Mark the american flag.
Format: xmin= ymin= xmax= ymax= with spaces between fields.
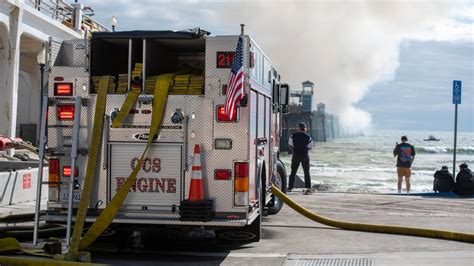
xmin=224 ymin=35 xmax=244 ymax=120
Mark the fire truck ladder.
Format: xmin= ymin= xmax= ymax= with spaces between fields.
xmin=33 ymin=95 xmax=48 ymax=245
xmin=32 ymin=96 xmax=82 ymax=247
xmin=65 ymin=97 xmax=82 ymax=246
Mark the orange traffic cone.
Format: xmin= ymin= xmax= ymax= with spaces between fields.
xmin=188 ymin=144 xmax=204 ymax=201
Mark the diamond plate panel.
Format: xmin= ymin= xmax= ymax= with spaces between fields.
xmin=54 ymin=39 xmax=87 ymax=67
xmin=47 ymin=66 xmax=96 ymax=210
xmin=47 ymin=37 xmax=62 ymax=70
xmin=203 ymin=36 xmax=250 ymax=213
xmin=48 ymin=67 xmax=90 ymax=98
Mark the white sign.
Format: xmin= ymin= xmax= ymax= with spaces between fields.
xmin=109 ymin=143 xmax=182 ymax=207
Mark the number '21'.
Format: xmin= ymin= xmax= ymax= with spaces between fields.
xmin=217 ymin=52 xmax=235 ymax=68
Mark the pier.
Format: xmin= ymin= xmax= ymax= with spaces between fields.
xmin=281 ymin=81 xmax=340 ymax=152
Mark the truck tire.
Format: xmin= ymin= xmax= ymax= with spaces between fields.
xmin=267 ymin=161 xmax=287 ymax=215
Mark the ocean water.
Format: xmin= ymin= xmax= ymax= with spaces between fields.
xmin=280 ymin=130 xmax=474 ymax=193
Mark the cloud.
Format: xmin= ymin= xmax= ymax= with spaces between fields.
xmin=83 ymin=0 xmax=473 ymax=133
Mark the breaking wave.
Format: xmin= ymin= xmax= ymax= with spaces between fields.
xmin=416 ymin=146 xmax=474 ymax=154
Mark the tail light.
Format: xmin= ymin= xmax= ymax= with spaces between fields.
xmin=54 ymin=83 xmax=73 ymax=96
xmin=215 ymin=169 xmax=231 ymax=180
xmin=234 ymin=161 xmax=249 ymax=206
xmin=216 ymin=105 xmax=238 ymax=122
xmin=48 ymin=158 xmax=60 ymax=187
xmin=62 ymin=166 xmax=78 ymax=177
xmin=57 ymin=104 xmax=75 ymax=120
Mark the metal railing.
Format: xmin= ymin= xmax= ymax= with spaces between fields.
xmin=27 ymin=0 xmax=109 ymax=32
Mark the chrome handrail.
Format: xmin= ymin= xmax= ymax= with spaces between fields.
xmin=27 ymin=0 xmax=110 ymax=32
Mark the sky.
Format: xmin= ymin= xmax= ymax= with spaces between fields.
xmin=358 ymin=40 xmax=473 ymax=132
xmin=81 ymin=0 xmax=473 ymax=133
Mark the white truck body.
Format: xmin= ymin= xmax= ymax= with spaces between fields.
xmin=44 ymin=30 xmax=289 ymax=240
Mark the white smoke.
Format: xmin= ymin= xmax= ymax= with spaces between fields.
xmin=204 ymin=0 xmax=472 ymax=134
xmin=86 ymin=0 xmax=472 ymax=133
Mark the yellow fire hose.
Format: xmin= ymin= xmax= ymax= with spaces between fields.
xmin=0 ymin=237 xmax=53 ymax=258
xmin=0 ymin=254 xmax=87 ymax=266
xmin=64 ymin=74 xmax=174 ymax=261
xmin=271 ymin=185 xmax=474 ymax=243
xmin=66 ymin=76 xmax=110 ymax=259
xmin=110 ymin=89 xmax=141 ymax=128
xmin=77 ymin=74 xmax=174 ymax=251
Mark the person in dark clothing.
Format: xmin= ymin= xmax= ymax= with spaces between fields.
xmin=393 ymin=135 xmax=416 ymax=193
xmin=288 ymin=122 xmax=314 ymax=195
xmin=433 ymin=166 xmax=454 ymax=192
xmin=453 ymin=163 xmax=474 ymax=196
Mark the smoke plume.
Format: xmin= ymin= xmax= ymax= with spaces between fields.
xmin=205 ymin=0 xmax=471 ymax=133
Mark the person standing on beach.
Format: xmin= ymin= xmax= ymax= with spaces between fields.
xmin=288 ymin=122 xmax=314 ymax=195
xmin=393 ymin=135 xmax=416 ymax=193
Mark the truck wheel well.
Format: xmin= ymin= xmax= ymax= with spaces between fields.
xmin=266 ymin=160 xmax=286 ymax=215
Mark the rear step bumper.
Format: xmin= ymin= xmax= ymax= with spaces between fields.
xmin=45 ymin=214 xmax=248 ymax=227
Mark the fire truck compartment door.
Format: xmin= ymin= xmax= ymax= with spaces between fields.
xmin=109 ymin=143 xmax=182 ymax=209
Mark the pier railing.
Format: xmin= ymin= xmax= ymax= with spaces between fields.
xmin=27 ymin=0 xmax=109 ymax=32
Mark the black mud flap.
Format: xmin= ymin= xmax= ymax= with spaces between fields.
xmin=216 ymin=215 xmax=261 ymax=244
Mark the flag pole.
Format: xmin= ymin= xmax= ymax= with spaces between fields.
xmin=239 ymin=24 xmax=247 ymax=108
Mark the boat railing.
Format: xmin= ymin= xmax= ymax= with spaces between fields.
xmin=26 ymin=0 xmax=109 ymax=32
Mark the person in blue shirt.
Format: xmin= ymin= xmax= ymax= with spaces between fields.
xmin=288 ymin=122 xmax=314 ymax=195
xmin=393 ymin=135 xmax=416 ymax=193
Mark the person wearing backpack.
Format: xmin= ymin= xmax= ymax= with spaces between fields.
xmin=393 ymin=135 xmax=416 ymax=193
xmin=433 ymin=166 xmax=454 ymax=192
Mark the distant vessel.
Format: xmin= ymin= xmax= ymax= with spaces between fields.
xmin=424 ymin=135 xmax=440 ymax=141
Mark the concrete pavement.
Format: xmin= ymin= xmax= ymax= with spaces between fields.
xmin=1 ymin=191 xmax=473 ymax=265
xmin=90 ymin=191 xmax=473 ymax=265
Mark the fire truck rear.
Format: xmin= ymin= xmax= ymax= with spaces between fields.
xmin=45 ymin=28 xmax=290 ymax=242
